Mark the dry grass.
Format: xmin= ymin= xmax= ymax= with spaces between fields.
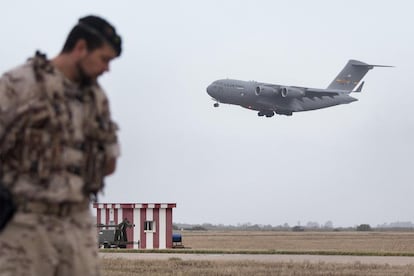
xmin=101 ymin=231 xmax=414 ymax=275
xmin=181 ymin=231 xmax=414 ymax=254
xmin=101 ymin=258 xmax=414 ymax=276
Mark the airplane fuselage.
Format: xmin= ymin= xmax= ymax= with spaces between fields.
xmin=207 ymin=79 xmax=356 ymax=117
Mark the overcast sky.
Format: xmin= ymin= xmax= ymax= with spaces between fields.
xmin=1 ymin=1 xmax=413 ymax=227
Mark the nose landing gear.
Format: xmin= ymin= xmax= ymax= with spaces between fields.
xmin=213 ymin=102 xmax=219 ymax=108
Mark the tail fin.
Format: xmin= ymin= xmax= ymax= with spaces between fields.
xmin=327 ymin=60 xmax=393 ymax=91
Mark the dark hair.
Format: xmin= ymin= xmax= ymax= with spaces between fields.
xmin=61 ymin=15 xmax=122 ymax=56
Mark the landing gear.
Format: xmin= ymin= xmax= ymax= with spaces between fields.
xmin=213 ymin=102 xmax=219 ymax=108
xmin=275 ymin=110 xmax=292 ymax=116
xmin=258 ymin=110 xmax=274 ymax=118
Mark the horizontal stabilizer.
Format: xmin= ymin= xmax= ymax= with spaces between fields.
xmin=352 ymin=62 xmax=394 ymax=68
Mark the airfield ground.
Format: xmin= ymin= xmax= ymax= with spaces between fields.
xmin=101 ymin=230 xmax=414 ymax=275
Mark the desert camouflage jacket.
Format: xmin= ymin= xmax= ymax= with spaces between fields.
xmin=0 ymin=52 xmax=119 ymax=203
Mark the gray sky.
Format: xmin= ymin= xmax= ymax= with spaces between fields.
xmin=1 ymin=1 xmax=413 ymax=227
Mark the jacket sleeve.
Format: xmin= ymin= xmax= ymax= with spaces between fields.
xmin=0 ymin=73 xmax=16 ymax=142
xmin=0 ymin=65 xmax=41 ymax=155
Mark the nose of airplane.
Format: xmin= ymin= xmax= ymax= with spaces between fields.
xmin=206 ymin=84 xmax=214 ymax=97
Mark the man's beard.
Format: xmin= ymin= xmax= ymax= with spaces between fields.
xmin=76 ymin=62 xmax=96 ymax=87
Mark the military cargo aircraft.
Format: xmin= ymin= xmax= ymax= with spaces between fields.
xmin=206 ymin=60 xmax=391 ymax=117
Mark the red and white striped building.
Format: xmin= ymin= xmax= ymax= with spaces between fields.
xmin=93 ymin=203 xmax=176 ymax=249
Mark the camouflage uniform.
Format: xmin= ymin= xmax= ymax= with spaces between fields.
xmin=0 ymin=52 xmax=119 ymax=276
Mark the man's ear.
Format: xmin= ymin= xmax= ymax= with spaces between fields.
xmin=73 ymin=39 xmax=88 ymax=58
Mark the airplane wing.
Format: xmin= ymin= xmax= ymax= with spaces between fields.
xmin=264 ymin=84 xmax=343 ymax=98
xmin=303 ymin=88 xmax=341 ymax=98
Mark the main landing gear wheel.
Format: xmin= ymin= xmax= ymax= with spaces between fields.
xmin=258 ymin=111 xmax=274 ymax=117
xmin=213 ymin=102 xmax=219 ymax=108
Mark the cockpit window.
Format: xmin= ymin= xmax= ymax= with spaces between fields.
xmin=215 ymin=82 xmax=244 ymax=89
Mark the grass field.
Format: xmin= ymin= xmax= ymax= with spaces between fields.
xmin=101 ymin=230 xmax=414 ymax=275
xmin=181 ymin=230 xmax=414 ymax=254
xmin=101 ymin=258 xmax=414 ymax=276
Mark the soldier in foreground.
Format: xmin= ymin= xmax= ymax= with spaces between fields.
xmin=0 ymin=15 xmax=122 ymax=276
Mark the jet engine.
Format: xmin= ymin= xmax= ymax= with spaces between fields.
xmin=255 ymin=85 xmax=277 ymax=97
xmin=280 ymin=87 xmax=304 ymax=98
